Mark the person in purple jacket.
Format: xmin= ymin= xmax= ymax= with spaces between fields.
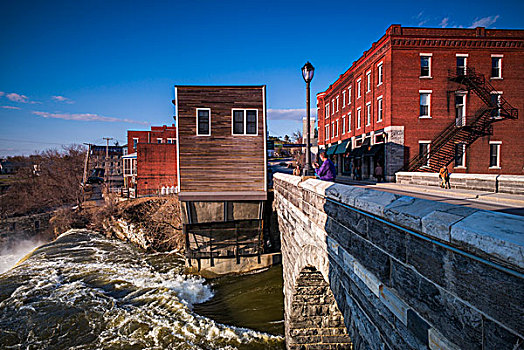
xmin=313 ymin=151 xmax=336 ymax=181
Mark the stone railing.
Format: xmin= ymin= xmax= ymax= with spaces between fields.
xmin=274 ymin=172 xmax=524 ymax=350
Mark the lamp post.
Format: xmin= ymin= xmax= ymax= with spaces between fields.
xmin=302 ymin=61 xmax=315 ymax=176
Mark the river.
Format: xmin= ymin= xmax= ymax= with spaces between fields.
xmin=0 ymin=229 xmax=285 ymax=349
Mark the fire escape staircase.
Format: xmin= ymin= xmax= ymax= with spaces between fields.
xmin=405 ymin=67 xmax=518 ymax=172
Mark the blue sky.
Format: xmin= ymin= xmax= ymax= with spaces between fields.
xmin=1 ymin=0 xmax=522 ymax=156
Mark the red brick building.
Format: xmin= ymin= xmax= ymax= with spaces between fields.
xmin=124 ymin=124 xmax=177 ymax=196
xmin=317 ymin=25 xmax=523 ymax=181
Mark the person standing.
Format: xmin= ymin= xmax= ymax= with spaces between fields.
xmin=374 ymin=163 xmax=383 ymax=182
xmin=439 ymin=165 xmax=451 ymax=189
xmin=313 ymin=151 xmax=336 ymax=181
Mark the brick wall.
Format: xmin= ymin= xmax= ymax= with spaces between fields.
xmin=136 ymin=143 xmax=177 ymax=196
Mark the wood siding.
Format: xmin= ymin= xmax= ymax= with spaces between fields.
xmin=175 ymin=86 xmax=266 ymax=200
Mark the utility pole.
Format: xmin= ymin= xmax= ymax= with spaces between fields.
xmin=103 ymin=137 xmax=113 ymax=192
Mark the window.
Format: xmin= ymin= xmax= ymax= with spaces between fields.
xmin=325 ymin=124 xmax=329 ymax=140
xmin=419 ymin=91 xmax=432 ymax=118
xmin=491 ymin=56 xmax=502 ymax=78
xmin=357 ymin=79 xmax=362 ymax=98
xmin=455 ymin=143 xmax=466 ymax=167
xmin=377 ymin=62 xmax=383 ymax=85
xmin=325 ymin=104 xmax=329 ymax=118
xmin=375 ymin=133 xmax=385 ymax=144
xmin=455 ymin=93 xmax=466 ymax=126
xmin=342 ymin=91 xmax=346 ymax=107
xmin=489 ymin=142 xmax=501 ymax=168
xmin=357 ymin=108 xmax=361 ymax=129
xmin=490 ymin=92 xmax=502 ymax=118
xmin=366 ymin=102 xmax=371 ymax=126
xmin=348 ymin=112 xmax=352 ymax=132
xmin=167 ymin=138 xmax=175 ymax=144
xmin=331 ymin=99 xmax=335 ymax=115
xmin=419 ymin=142 xmax=431 ymax=167
xmin=335 ymin=120 xmax=339 ymax=137
xmin=342 ymin=115 xmax=346 ymax=134
xmin=133 ymin=138 xmax=139 ymax=150
xmin=348 ymin=86 xmax=352 ymax=104
xmin=420 ymin=54 xmax=432 ymax=77
xmin=336 ymin=96 xmax=340 ymax=111
xmin=232 ymin=109 xmax=258 ymax=135
xmin=377 ymin=96 xmax=383 ymax=122
xmin=332 ymin=123 xmax=335 ymax=138
xmin=196 ymin=108 xmax=211 ymax=136
xmin=456 ymin=54 xmax=467 ymax=75
xmin=157 ymin=138 xmax=163 ymax=144
xmin=366 ymin=71 xmax=371 ymax=92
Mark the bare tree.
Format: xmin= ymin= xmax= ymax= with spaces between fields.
xmin=292 ymin=130 xmax=302 ymax=143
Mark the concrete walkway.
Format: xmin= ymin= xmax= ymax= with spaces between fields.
xmin=335 ymin=176 xmax=524 ymax=216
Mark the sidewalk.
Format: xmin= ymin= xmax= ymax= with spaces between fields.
xmin=335 ymin=176 xmax=524 ymax=209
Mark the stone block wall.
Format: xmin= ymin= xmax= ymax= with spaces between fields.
xmin=274 ymin=173 xmax=524 ymax=350
xmin=396 ymin=171 xmax=524 ymax=195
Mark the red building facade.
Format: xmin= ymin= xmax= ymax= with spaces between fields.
xmin=125 ymin=124 xmax=177 ymax=196
xmin=317 ymin=25 xmax=523 ymax=180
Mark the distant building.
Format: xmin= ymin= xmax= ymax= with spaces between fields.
xmin=125 ymin=125 xmax=177 ymax=196
xmin=318 ymin=25 xmax=523 ymax=181
xmin=89 ymin=145 xmax=124 ymax=179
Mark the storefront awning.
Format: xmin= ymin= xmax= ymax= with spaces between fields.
xmin=326 ymin=145 xmax=336 ymax=156
xmin=364 ymin=144 xmax=384 ymax=157
xmin=334 ymin=139 xmax=351 ymax=155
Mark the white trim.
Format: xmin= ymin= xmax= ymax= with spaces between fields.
xmin=196 ymin=108 xmax=211 ymax=136
xmin=357 ymin=107 xmax=362 ymax=129
xmin=454 ymin=143 xmax=466 ymax=168
xmin=491 ymin=56 xmax=503 ymax=78
xmin=377 ymin=62 xmax=383 ymax=86
xmin=335 ymin=119 xmax=339 ymax=137
xmin=336 ymin=95 xmax=340 ymax=111
xmin=419 ymin=53 xmax=433 ymax=56
xmin=231 ymin=108 xmax=259 ymax=136
xmin=263 ymin=86 xmax=267 ymax=192
xmin=490 ymin=91 xmax=503 ymax=95
xmin=348 ymin=111 xmax=352 ymax=132
xmin=366 ymin=101 xmax=372 ymax=126
xmin=456 ymin=53 xmax=469 ymax=57
xmin=419 ymin=92 xmax=431 ymax=119
xmin=489 ymin=141 xmax=501 ymax=169
xmin=331 ymin=99 xmax=335 ymax=115
xmin=132 ymin=137 xmax=139 ymax=150
xmin=357 ymin=78 xmax=362 ymax=99
xmin=418 ymin=140 xmax=431 ymax=167
xmin=366 ymin=69 xmax=372 ymax=74
xmin=342 ymin=90 xmax=346 ymax=107
xmin=420 ymin=54 xmax=432 ymax=78
xmin=491 ymin=54 xmax=504 ymax=57
xmin=348 ymin=86 xmax=352 ymax=104
xmin=366 ymin=71 xmax=371 ymax=93
xmin=157 ymin=138 xmax=163 ymax=143
xmin=342 ymin=114 xmax=346 ymax=134
xmin=175 ymin=87 xmax=181 ymax=192
xmin=167 ymin=138 xmax=175 ymax=144
xmin=377 ymin=96 xmax=383 ymax=122
xmin=419 ymin=89 xmax=433 ymax=93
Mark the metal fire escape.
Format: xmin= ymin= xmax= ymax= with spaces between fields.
xmin=405 ymin=67 xmax=518 ymax=172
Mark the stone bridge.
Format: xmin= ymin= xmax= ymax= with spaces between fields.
xmin=273 ymin=173 xmax=523 ymax=350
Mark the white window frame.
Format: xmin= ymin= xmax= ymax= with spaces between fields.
xmin=332 ymin=99 xmax=335 ymax=115
xmin=342 ymin=115 xmax=346 ymax=134
xmin=377 ymin=62 xmax=383 ymax=86
xmin=231 ymin=109 xmax=259 ymax=136
xmin=491 ymin=54 xmax=503 ymax=79
xmin=357 ymin=107 xmax=362 ymax=129
xmin=336 ymin=95 xmax=340 ymax=111
xmin=348 ymin=86 xmax=352 ymax=104
xmin=357 ymin=78 xmax=362 ymax=99
xmin=167 ymin=138 xmax=175 ymax=144
xmin=456 ymin=54 xmax=468 ymax=75
xmin=490 ymin=91 xmax=503 ymax=119
xmin=377 ymin=96 xmax=383 ymax=122
xmin=133 ymin=138 xmax=139 ymax=150
xmin=325 ymin=104 xmax=329 ymax=118
xmin=342 ymin=91 xmax=346 ymax=107
xmin=366 ymin=70 xmax=371 ymax=93
xmin=332 ymin=122 xmax=335 ymax=139
xmin=455 ymin=92 xmax=467 ymax=126
xmin=419 ymin=141 xmax=431 ymax=167
xmin=325 ymin=124 xmax=329 ymax=141
xmin=157 ymin=138 xmax=163 ymax=143
xmin=366 ymin=102 xmax=371 ymax=126
xmin=335 ymin=120 xmax=339 ymax=137
xmin=489 ymin=141 xmax=501 ymax=169
xmin=348 ymin=112 xmax=352 ymax=132
xmin=420 ymin=53 xmax=432 ymax=78
xmin=196 ymin=108 xmax=211 ymax=136
xmin=419 ymin=90 xmax=432 ymax=119
xmin=454 ymin=143 xmax=466 ymax=168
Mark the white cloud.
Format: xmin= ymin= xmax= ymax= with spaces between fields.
xmin=470 ymin=15 xmax=500 ymax=28
xmin=267 ymin=108 xmax=317 ymax=121
xmin=6 ymin=93 xmax=29 ymax=103
xmin=52 ymin=95 xmax=74 ymax=104
xmin=439 ymin=17 xmax=449 ymax=28
xmin=32 ymin=111 xmax=149 ymax=125
xmin=0 ymin=92 xmax=4 ymax=97
xmin=414 ymin=11 xmax=429 ymax=27
xmin=1 ymin=106 xmax=21 ymax=110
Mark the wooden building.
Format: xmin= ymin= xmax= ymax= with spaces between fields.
xmin=173 ymin=85 xmax=269 ymax=271
xmin=174 ymin=85 xmax=267 ymax=201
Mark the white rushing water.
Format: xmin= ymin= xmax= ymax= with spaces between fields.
xmin=0 ymin=237 xmax=46 ymax=274
xmin=0 ymin=229 xmax=284 ymax=349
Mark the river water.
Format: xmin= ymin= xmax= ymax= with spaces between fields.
xmin=0 ymin=229 xmax=285 ymax=349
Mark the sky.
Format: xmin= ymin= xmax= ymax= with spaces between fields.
xmin=1 ymin=0 xmax=523 ymax=156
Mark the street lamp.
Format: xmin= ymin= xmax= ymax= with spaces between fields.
xmin=302 ymin=61 xmax=315 ymax=176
